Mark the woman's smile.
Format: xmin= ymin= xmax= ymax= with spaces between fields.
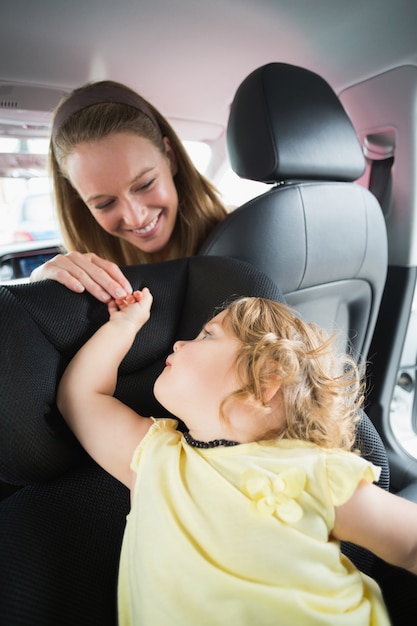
xmin=127 ymin=211 xmax=162 ymax=238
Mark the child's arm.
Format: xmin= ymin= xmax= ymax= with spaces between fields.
xmin=333 ymin=480 xmax=417 ymax=575
xmin=57 ymin=288 xmax=154 ymax=488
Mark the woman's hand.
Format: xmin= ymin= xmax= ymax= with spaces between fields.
xmin=30 ymin=251 xmax=133 ymax=302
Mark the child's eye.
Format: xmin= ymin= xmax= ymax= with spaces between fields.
xmin=201 ymin=329 xmax=212 ymax=340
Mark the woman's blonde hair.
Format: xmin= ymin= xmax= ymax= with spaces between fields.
xmin=50 ymin=80 xmax=226 ymax=264
xmin=220 ymin=297 xmax=364 ymax=451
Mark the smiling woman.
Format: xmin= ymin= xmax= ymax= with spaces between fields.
xmin=30 ymin=80 xmax=227 ymax=302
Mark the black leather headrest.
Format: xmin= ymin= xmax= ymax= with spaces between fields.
xmin=227 ymin=62 xmax=365 ymax=183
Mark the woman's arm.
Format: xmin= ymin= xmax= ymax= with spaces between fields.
xmin=57 ymin=288 xmax=153 ymax=488
xmin=31 ymin=251 xmax=132 ymax=303
xmin=333 ymin=480 xmax=417 ymax=575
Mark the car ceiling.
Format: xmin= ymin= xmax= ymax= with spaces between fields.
xmin=0 ymin=0 xmax=416 ymax=140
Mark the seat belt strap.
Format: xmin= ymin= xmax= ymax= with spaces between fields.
xmin=368 ymin=156 xmax=394 ymax=205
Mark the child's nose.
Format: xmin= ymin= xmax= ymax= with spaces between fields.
xmin=173 ymin=340 xmax=185 ymax=352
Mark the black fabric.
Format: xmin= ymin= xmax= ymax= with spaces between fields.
xmin=0 ymin=256 xmax=286 ymax=626
xmin=0 ymin=256 xmax=284 ymax=485
xmin=371 ymin=558 xmax=417 ymax=626
xmin=341 ymin=410 xmax=390 ymax=576
xmin=0 ymin=460 xmax=128 ymax=626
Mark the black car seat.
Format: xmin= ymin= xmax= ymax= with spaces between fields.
xmin=199 ymin=62 xmax=388 ymax=362
xmin=0 ymin=257 xmax=282 ymax=626
xmin=199 ymin=63 xmax=417 ymax=624
xmin=0 ymin=257 xmax=279 ymax=625
xmin=0 ymin=256 xmax=390 ymax=626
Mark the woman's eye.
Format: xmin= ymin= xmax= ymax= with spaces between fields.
xmin=137 ymin=178 xmax=155 ymax=191
xmin=94 ymin=199 xmax=115 ymax=210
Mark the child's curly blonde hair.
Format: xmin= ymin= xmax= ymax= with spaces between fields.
xmin=220 ymin=297 xmax=364 ymax=451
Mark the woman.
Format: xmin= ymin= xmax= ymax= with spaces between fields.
xmin=31 ymin=80 xmax=227 ymax=302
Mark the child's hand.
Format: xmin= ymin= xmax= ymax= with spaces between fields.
xmin=108 ymin=287 xmax=153 ymax=329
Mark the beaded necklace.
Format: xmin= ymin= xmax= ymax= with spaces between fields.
xmin=183 ymin=431 xmax=239 ymax=449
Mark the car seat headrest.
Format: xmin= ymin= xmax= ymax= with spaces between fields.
xmin=227 ymin=62 xmax=365 ymax=183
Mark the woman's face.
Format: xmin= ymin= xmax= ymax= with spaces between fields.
xmin=65 ymin=132 xmax=179 ymax=260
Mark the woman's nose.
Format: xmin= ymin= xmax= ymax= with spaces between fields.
xmin=173 ymin=340 xmax=185 ymax=352
xmin=120 ymin=197 xmax=146 ymax=223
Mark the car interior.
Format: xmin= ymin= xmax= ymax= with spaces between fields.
xmin=1 ymin=1 xmax=417 ymax=624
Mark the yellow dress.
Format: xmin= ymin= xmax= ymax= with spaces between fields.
xmin=118 ymin=418 xmax=389 ymax=626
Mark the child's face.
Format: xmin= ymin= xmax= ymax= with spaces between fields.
xmin=154 ymin=310 xmax=241 ymax=440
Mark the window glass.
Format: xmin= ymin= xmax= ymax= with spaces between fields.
xmin=0 ymin=138 xmax=20 ymax=153
xmin=0 ymin=177 xmax=57 ymax=245
xmin=217 ymin=168 xmax=271 ymax=211
xmin=183 ymin=140 xmax=211 ymax=174
xmin=0 ymin=131 xmax=56 ymax=247
xmin=390 ymin=287 xmax=417 ymax=457
xmin=182 ymin=142 xmax=272 ymax=209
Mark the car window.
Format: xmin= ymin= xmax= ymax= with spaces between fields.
xmin=217 ymin=167 xmax=271 ymax=210
xmin=0 ymin=133 xmax=55 ymax=246
xmin=390 ymin=287 xmax=417 ymax=458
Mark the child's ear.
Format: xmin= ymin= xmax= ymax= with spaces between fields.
xmin=261 ymin=373 xmax=282 ymax=406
